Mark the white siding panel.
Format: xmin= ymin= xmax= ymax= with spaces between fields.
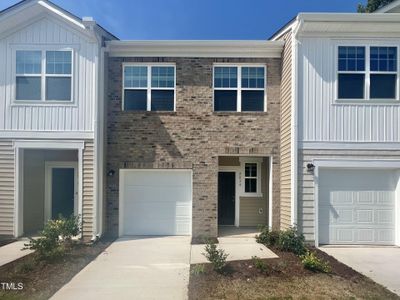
xmin=0 ymin=17 xmax=96 ymax=133
xmin=299 ymin=37 xmax=400 ymax=143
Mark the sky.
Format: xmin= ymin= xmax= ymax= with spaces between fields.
xmin=0 ymin=0 xmax=364 ymax=40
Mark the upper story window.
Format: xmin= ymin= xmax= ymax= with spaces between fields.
xmin=123 ymin=64 xmax=175 ymax=112
xmin=337 ymin=46 xmax=398 ymax=101
xmin=15 ymin=50 xmax=72 ymax=102
xmin=214 ymin=65 xmax=266 ymax=112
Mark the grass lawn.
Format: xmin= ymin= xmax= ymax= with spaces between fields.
xmin=189 ymin=248 xmax=400 ymax=300
xmin=0 ymin=238 xmax=112 ymax=300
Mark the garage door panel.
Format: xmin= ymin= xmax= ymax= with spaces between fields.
xmin=120 ymin=170 xmax=192 ymax=236
xmin=319 ymin=169 xmax=398 ymax=245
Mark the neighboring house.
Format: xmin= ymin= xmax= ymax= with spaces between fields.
xmin=105 ymin=41 xmax=284 ymax=238
xmin=0 ymin=0 xmax=116 ymax=240
xmin=272 ymin=6 xmax=400 ymax=246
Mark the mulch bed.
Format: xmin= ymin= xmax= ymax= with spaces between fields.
xmin=0 ymin=238 xmax=113 ymax=300
xmin=189 ymin=247 xmax=399 ymax=300
xmin=0 ymin=239 xmax=16 ymax=247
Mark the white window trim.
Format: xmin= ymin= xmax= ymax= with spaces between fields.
xmin=335 ymin=43 xmax=400 ymax=103
xmin=122 ymin=63 xmax=176 ymax=112
xmin=239 ymin=157 xmax=263 ymax=197
xmin=13 ymin=47 xmax=74 ymax=104
xmin=213 ymin=64 xmax=267 ymax=112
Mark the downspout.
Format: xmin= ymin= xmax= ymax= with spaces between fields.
xmin=290 ymin=17 xmax=303 ymax=227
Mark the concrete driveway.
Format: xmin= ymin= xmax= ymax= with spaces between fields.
xmin=321 ymin=247 xmax=400 ymax=296
xmin=51 ymin=236 xmax=191 ymax=300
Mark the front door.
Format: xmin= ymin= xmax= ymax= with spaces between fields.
xmin=51 ymin=168 xmax=75 ymax=219
xmin=218 ymin=172 xmax=236 ymax=225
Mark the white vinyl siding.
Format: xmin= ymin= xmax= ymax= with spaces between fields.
xmin=299 ymin=38 xmax=400 ymax=143
xmin=0 ymin=17 xmax=97 ymax=132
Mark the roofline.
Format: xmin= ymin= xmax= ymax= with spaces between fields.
xmin=106 ymin=40 xmax=284 ymax=58
xmin=374 ymin=0 xmax=400 ymax=13
xmin=269 ymin=16 xmax=297 ymax=40
xmin=0 ymin=0 xmax=118 ymax=40
xmin=297 ymin=12 xmax=400 ymax=22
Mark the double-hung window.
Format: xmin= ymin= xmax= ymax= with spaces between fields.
xmin=338 ymin=46 xmax=398 ymax=100
xmin=123 ymin=65 xmax=175 ymax=111
xmin=214 ymin=65 xmax=266 ymax=112
xmin=15 ymin=50 xmax=72 ymax=102
xmin=239 ymin=157 xmax=263 ymax=197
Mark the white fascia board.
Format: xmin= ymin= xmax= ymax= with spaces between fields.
xmin=106 ymin=40 xmax=284 ymax=58
xmin=297 ymin=13 xmax=400 ymax=37
xmin=0 ymin=131 xmax=94 ymax=139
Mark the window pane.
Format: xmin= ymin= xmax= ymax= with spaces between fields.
xmin=245 ymin=178 xmax=257 ymax=193
xmin=151 ymin=67 xmax=175 ymax=88
xmin=241 ymin=91 xmax=264 ymax=111
xmin=151 ymin=90 xmax=174 ymax=111
xmin=242 ymin=67 xmax=264 ymax=88
xmin=370 ymin=47 xmax=397 ymax=72
xmin=124 ymin=90 xmax=147 ymax=111
xmin=214 ymin=67 xmax=237 ymax=88
xmin=245 ymin=163 xmax=257 ymax=177
xmin=124 ymin=66 xmax=147 ymax=88
xmin=370 ymin=74 xmax=396 ymax=99
xmin=338 ymin=46 xmax=365 ymax=71
xmin=214 ymin=90 xmax=237 ymax=111
xmin=46 ymin=77 xmax=71 ymax=101
xmin=16 ymin=76 xmax=41 ymax=100
xmin=338 ymin=74 xmax=365 ymax=99
xmin=16 ymin=51 xmax=41 ymax=74
xmin=46 ymin=51 xmax=72 ymax=75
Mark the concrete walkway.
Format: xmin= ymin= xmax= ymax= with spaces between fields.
xmin=51 ymin=236 xmax=191 ymax=300
xmin=0 ymin=240 xmax=33 ymax=267
xmin=321 ymin=247 xmax=400 ymax=296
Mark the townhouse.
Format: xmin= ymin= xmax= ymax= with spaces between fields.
xmin=0 ymin=0 xmax=399 ymax=247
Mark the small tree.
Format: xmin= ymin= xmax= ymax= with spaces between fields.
xmin=358 ymin=0 xmax=395 ymax=13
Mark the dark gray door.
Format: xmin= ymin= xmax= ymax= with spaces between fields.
xmin=52 ymin=168 xmax=75 ymax=219
xmin=218 ymin=172 xmax=235 ymax=225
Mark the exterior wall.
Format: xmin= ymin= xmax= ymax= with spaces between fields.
xmin=279 ymin=30 xmax=293 ymax=229
xmin=240 ymin=157 xmax=269 ymax=226
xmin=0 ymin=16 xmax=97 ymax=133
xmin=298 ymin=148 xmax=400 ymax=242
xmin=23 ymin=149 xmax=77 ymax=233
xmin=82 ymin=141 xmax=95 ymax=238
xmin=298 ymin=37 xmax=400 ymax=143
xmin=106 ymin=57 xmax=282 ymax=238
xmin=0 ymin=141 xmax=14 ymax=236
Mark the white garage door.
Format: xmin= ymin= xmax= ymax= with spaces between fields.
xmin=119 ymin=170 xmax=192 ymax=236
xmin=319 ymin=169 xmax=398 ymax=245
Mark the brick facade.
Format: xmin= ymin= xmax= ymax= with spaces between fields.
xmin=106 ymin=57 xmax=282 ymax=238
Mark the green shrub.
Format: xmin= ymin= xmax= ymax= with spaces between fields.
xmin=24 ymin=215 xmax=81 ymax=260
xmin=256 ymin=226 xmax=307 ymax=256
xmin=202 ymin=241 xmax=228 ymax=272
xmin=278 ymin=227 xmax=307 ymax=256
xmin=300 ymin=251 xmax=331 ymax=273
xmin=256 ymin=226 xmax=280 ymax=247
xmin=191 ymin=264 xmax=206 ymax=275
xmin=252 ymin=256 xmax=267 ymax=273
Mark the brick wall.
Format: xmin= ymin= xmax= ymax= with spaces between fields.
xmin=106 ymin=57 xmax=282 ymax=238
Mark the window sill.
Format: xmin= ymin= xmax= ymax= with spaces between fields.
xmin=11 ymin=101 xmax=76 ymax=107
xmin=334 ymin=99 xmax=400 ymax=105
xmin=213 ymin=111 xmax=268 ymax=115
xmin=241 ymin=193 xmax=263 ymax=198
xmin=122 ymin=110 xmax=177 ymax=115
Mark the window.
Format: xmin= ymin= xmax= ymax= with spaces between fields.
xmin=15 ymin=50 xmax=73 ymax=102
xmin=244 ymin=163 xmax=258 ymax=193
xmin=338 ymin=46 xmax=398 ymax=100
xmin=123 ymin=65 xmax=175 ymax=111
xmin=214 ymin=65 xmax=266 ymax=112
xmin=239 ymin=158 xmax=262 ymax=196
